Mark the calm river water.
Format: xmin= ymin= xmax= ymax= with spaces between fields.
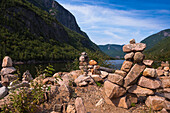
xmin=13 ymin=60 xmax=124 ymax=77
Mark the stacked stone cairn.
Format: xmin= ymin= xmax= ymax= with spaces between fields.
xmin=104 ymin=39 xmax=170 ymax=112
xmin=79 ymin=52 xmax=89 ymax=76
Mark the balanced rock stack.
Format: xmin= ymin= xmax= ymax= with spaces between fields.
xmin=0 ymin=56 xmax=17 ymax=87
xmin=79 ymin=52 xmax=89 ymax=76
xmin=104 ymin=39 xmax=170 ymax=112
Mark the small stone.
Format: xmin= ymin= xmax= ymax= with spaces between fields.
xmin=164 ymin=67 xmax=170 ymax=71
xmin=66 ymin=105 xmax=76 ymax=113
xmin=156 ymin=69 xmax=164 ymax=76
xmin=121 ymin=61 xmax=133 ymax=73
xmin=143 ymin=60 xmax=154 ymax=67
xmin=108 ymin=73 xmax=124 ymax=86
xmin=91 ymin=75 xmax=103 ymax=82
xmin=79 ymin=56 xmax=85 ymax=62
xmin=114 ymin=70 xmax=127 ymax=78
xmin=95 ymin=98 xmax=104 ymax=107
xmin=53 ymin=104 xmax=63 ymax=112
xmin=2 ymin=56 xmax=13 ymax=68
xmin=133 ymin=52 xmax=144 ymax=63
xmin=43 ymin=77 xmax=55 ymax=85
xmin=145 ymin=96 xmax=165 ymax=111
xmin=164 ymin=71 xmax=169 ymax=76
xmin=138 ymin=76 xmax=161 ymax=89
xmin=22 ymin=70 xmax=33 ymax=82
xmin=130 ymin=39 xmax=136 ymax=44
xmin=75 ymin=97 xmax=86 ymax=113
xmin=1 ymin=67 xmax=16 ymax=75
xmin=100 ymin=71 xmax=108 ymax=78
xmin=124 ymin=52 xmax=134 ymax=60
xmin=123 ymin=43 xmax=146 ymax=53
xmin=159 ymin=76 xmax=170 ymax=88
xmin=164 ymin=100 xmax=170 ymax=110
xmin=104 ymin=81 xmax=126 ymax=99
xmin=128 ymin=85 xmax=154 ymax=95
xmin=124 ymin=64 xmax=146 ymax=87
xmin=143 ymin=68 xmax=157 ymax=78
xmin=0 ymin=86 xmax=8 ymax=99
xmin=89 ymin=60 xmax=97 ymax=65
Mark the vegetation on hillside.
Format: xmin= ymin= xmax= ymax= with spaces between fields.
xmin=0 ymin=0 xmax=101 ymax=62
xmin=144 ymin=37 xmax=170 ymax=61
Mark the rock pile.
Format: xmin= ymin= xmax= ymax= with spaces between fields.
xmin=104 ymin=39 xmax=170 ymax=112
xmin=79 ymin=52 xmax=89 ymax=76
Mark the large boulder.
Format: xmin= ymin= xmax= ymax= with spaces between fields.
xmin=104 ymin=81 xmax=126 ymax=99
xmin=108 ymin=73 xmax=124 ymax=86
xmin=75 ymin=97 xmax=86 ymax=113
xmin=143 ymin=68 xmax=157 ymax=78
xmin=145 ymin=96 xmax=165 ymax=111
xmin=1 ymin=67 xmax=16 ymax=75
xmin=2 ymin=56 xmax=13 ymax=68
xmin=133 ymin=52 xmax=144 ymax=63
xmin=123 ymin=43 xmax=146 ymax=53
xmin=114 ymin=70 xmax=127 ymax=78
xmin=110 ymin=93 xmax=138 ymax=109
xmin=124 ymin=52 xmax=134 ymax=60
xmin=128 ymin=85 xmax=154 ymax=95
xmin=0 ymin=86 xmax=8 ymax=99
xmin=159 ymin=76 xmax=170 ymax=88
xmin=121 ymin=61 xmax=133 ymax=73
xmin=124 ymin=64 xmax=145 ymax=87
xmin=138 ymin=76 xmax=161 ymax=89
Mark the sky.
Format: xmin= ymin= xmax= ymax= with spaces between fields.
xmin=56 ymin=0 xmax=170 ymax=45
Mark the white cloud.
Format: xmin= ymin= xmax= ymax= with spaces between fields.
xmin=60 ymin=3 xmax=169 ymax=45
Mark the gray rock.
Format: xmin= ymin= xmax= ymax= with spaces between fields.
xmin=123 ymin=43 xmax=146 ymax=53
xmin=0 ymin=86 xmax=8 ymax=99
xmin=2 ymin=56 xmax=13 ymax=68
xmin=138 ymin=76 xmax=161 ymax=89
xmin=75 ymin=97 xmax=86 ymax=113
xmin=124 ymin=52 xmax=134 ymax=60
xmin=121 ymin=61 xmax=133 ymax=73
xmin=124 ymin=64 xmax=146 ymax=87
xmin=143 ymin=68 xmax=157 ymax=78
xmin=1 ymin=67 xmax=16 ymax=75
xmin=133 ymin=52 xmax=144 ymax=63
xmin=114 ymin=70 xmax=127 ymax=78
xmin=108 ymin=73 xmax=124 ymax=86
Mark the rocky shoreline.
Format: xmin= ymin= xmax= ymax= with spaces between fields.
xmin=0 ymin=39 xmax=170 ymax=113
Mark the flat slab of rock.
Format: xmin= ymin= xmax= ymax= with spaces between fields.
xmin=124 ymin=52 xmax=134 ymax=60
xmin=1 ymin=67 xmax=16 ymax=75
xmin=156 ymin=69 xmax=164 ymax=76
xmin=91 ymin=75 xmax=103 ymax=82
xmin=159 ymin=76 xmax=170 ymax=88
xmin=123 ymin=43 xmax=146 ymax=53
xmin=108 ymin=73 xmax=124 ymax=86
xmin=145 ymin=96 xmax=165 ymax=111
xmin=100 ymin=71 xmax=108 ymax=78
xmin=2 ymin=56 xmax=13 ymax=68
xmin=114 ymin=70 xmax=127 ymax=78
xmin=143 ymin=60 xmax=154 ymax=67
xmin=128 ymin=85 xmax=154 ymax=95
xmin=75 ymin=97 xmax=86 ymax=113
xmin=104 ymin=81 xmax=126 ymax=99
xmin=143 ymin=68 xmax=157 ymax=78
xmin=133 ymin=52 xmax=144 ymax=63
xmin=0 ymin=86 xmax=8 ymax=99
xmin=124 ymin=64 xmax=145 ymax=87
xmin=121 ymin=61 xmax=133 ymax=73
xmin=138 ymin=76 xmax=161 ymax=89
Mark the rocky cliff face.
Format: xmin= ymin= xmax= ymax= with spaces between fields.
xmin=27 ymin=0 xmax=89 ymax=38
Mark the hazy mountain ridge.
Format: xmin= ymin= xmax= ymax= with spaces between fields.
xmin=98 ymin=44 xmax=125 ymax=58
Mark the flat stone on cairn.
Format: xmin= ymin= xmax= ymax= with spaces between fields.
xmin=121 ymin=61 xmax=133 ymax=73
